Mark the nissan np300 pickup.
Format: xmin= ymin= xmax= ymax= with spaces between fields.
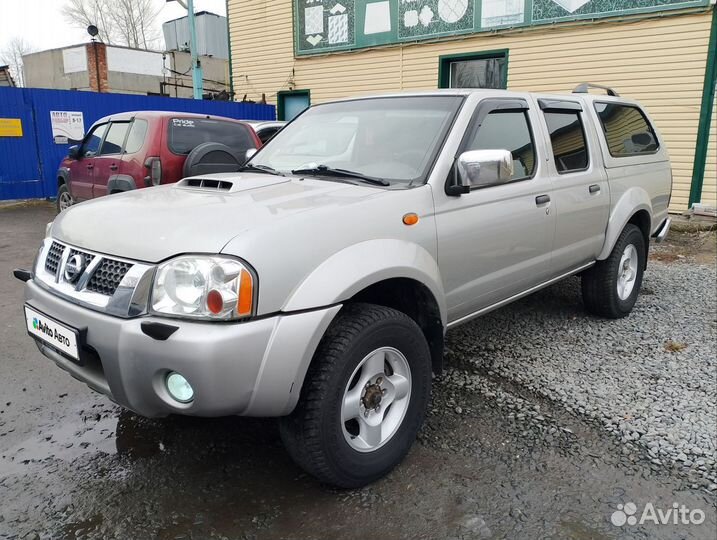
xmin=17 ymin=85 xmax=672 ymax=488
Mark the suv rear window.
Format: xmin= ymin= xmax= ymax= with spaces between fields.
xmin=168 ymin=118 xmax=255 ymax=155
xmin=594 ymin=103 xmax=658 ymax=156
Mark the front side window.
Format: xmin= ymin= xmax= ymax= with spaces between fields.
xmin=251 ymin=96 xmax=464 ymax=185
xmin=99 ymin=122 xmax=130 ymax=156
xmin=594 ymin=103 xmax=658 ymax=156
xmin=465 ymin=110 xmax=536 ymax=180
xmin=543 ymin=111 xmax=589 ymax=173
xmin=168 ymin=118 xmax=256 ymax=156
xmin=82 ymin=123 xmax=108 ymax=157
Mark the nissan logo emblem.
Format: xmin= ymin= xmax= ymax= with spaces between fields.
xmin=64 ymin=254 xmax=86 ymax=283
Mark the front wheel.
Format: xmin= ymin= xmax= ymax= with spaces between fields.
xmin=582 ymin=224 xmax=646 ymax=318
xmin=56 ymin=183 xmax=75 ymax=213
xmin=279 ymin=303 xmax=432 ymax=488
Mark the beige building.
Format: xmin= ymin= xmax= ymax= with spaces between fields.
xmin=228 ymin=0 xmax=716 ymax=212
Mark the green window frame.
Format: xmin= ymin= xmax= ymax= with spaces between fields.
xmin=438 ymin=49 xmax=509 ymax=90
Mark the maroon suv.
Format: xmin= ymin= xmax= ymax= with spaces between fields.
xmin=56 ymin=111 xmax=262 ymax=212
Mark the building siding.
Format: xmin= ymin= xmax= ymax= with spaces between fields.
xmin=230 ymin=2 xmax=714 ymax=211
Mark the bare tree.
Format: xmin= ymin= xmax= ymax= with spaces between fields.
xmin=0 ymin=37 xmax=35 ymax=87
xmin=63 ymin=0 xmax=116 ymax=44
xmin=111 ymin=0 xmax=161 ymax=50
xmin=63 ymin=0 xmax=161 ymax=49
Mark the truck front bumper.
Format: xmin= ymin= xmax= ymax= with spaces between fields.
xmin=25 ymin=279 xmax=340 ymax=418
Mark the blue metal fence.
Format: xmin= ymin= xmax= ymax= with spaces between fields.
xmin=0 ymin=87 xmax=276 ymax=200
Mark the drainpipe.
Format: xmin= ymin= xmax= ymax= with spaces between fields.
xmin=171 ymin=0 xmax=204 ymax=99
xmin=688 ymin=6 xmax=717 ymax=208
xmin=187 ymin=0 xmax=204 ymax=99
xmin=225 ymin=0 xmax=234 ymax=99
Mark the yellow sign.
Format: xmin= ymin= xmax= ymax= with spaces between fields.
xmin=0 ymin=118 xmax=23 ymax=137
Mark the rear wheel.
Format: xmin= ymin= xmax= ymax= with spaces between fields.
xmin=56 ymin=183 xmax=74 ymax=213
xmin=279 ymin=303 xmax=432 ymax=488
xmin=582 ymin=224 xmax=646 ymax=318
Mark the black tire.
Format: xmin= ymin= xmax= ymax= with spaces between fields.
xmin=56 ymin=183 xmax=74 ymax=213
xmin=582 ymin=224 xmax=646 ymax=319
xmin=279 ymin=303 xmax=432 ymax=488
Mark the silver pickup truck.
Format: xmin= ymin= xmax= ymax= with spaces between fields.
xmin=17 ymin=85 xmax=672 ymax=488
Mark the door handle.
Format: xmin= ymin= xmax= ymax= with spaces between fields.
xmin=589 ymin=184 xmax=601 ymax=194
xmin=109 ymin=164 xmax=118 ymax=171
xmin=535 ymin=194 xmax=551 ymax=205
xmin=86 ymin=164 xmax=94 ymax=170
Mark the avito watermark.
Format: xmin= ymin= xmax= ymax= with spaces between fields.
xmin=611 ymin=502 xmax=706 ymax=527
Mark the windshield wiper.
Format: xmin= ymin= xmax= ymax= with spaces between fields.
xmin=240 ymin=163 xmax=285 ymax=176
xmin=291 ymin=165 xmax=390 ymax=187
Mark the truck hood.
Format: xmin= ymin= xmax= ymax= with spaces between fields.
xmin=52 ymin=173 xmax=383 ymax=262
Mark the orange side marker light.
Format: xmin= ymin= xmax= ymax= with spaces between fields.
xmin=403 ymin=213 xmax=419 ymax=226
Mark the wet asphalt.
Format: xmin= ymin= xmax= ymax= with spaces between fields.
xmin=0 ymin=203 xmax=715 ymax=540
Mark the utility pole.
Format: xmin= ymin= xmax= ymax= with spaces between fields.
xmin=168 ymin=0 xmax=203 ymax=99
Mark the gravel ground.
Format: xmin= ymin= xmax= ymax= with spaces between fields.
xmin=1 ymin=205 xmax=715 ymax=538
xmin=446 ymin=234 xmax=717 ymax=493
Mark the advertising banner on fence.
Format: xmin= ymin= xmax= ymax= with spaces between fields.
xmin=50 ymin=111 xmax=85 ymax=144
xmin=0 ymin=118 xmax=23 ymax=137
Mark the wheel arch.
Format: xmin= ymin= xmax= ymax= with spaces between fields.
xmin=282 ymin=239 xmax=447 ymax=375
xmin=347 ymin=278 xmax=445 ymax=375
xmin=107 ymin=174 xmax=137 ymax=194
xmin=598 ymin=187 xmax=652 ymax=265
xmin=57 ymin=168 xmax=70 ymax=187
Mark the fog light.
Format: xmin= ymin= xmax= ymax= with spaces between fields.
xmin=166 ymin=372 xmax=194 ymax=403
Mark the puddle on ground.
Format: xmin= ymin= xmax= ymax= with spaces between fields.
xmin=0 ymin=383 xmax=714 ymax=540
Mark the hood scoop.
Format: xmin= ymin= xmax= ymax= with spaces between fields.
xmin=180 ymin=178 xmax=233 ymax=190
xmin=175 ymin=173 xmax=289 ymax=193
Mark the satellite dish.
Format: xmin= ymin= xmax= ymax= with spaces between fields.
xmin=87 ymin=25 xmax=99 ymax=37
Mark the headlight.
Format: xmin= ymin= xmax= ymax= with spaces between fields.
xmin=151 ymin=256 xmax=256 ymax=320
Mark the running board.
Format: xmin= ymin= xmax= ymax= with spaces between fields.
xmin=446 ymin=262 xmax=595 ymax=330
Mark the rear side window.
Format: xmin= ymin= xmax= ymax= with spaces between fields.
xmin=124 ymin=119 xmax=148 ymax=154
xmin=594 ymin=103 xmax=658 ymax=156
xmin=543 ymin=111 xmax=589 ymax=173
xmin=168 ymin=118 xmax=256 ymax=155
xmin=100 ymin=122 xmax=129 ymax=155
xmin=466 ymin=110 xmax=536 ymax=180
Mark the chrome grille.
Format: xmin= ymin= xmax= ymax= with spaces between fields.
xmin=45 ymin=241 xmax=64 ymax=276
xmin=87 ymin=259 xmax=133 ymax=296
xmin=36 ymin=239 xmax=154 ymax=318
xmin=68 ymin=248 xmax=96 ymax=266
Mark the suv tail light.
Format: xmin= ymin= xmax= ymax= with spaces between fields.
xmin=144 ymin=157 xmax=162 ymax=187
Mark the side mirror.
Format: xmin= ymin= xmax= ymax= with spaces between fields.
xmin=245 ymin=148 xmax=258 ymax=162
xmin=447 ymin=149 xmax=514 ymax=196
xmin=68 ymin=145 xmax=80 ymax=160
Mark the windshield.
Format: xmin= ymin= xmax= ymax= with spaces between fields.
xmin=250 ymin=96 xmax=463 ymax=185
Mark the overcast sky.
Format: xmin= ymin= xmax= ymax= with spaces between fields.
xmin=0 ymin=0 xmax=227 ymax=53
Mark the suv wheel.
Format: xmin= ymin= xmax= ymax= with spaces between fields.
xmin=57 ymin=184 xmax=75 ymax=213
xmin=279 ymin=303 xmax=432 ymax=488
xmin=582 ymin=224 xmax=646 ymax=319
